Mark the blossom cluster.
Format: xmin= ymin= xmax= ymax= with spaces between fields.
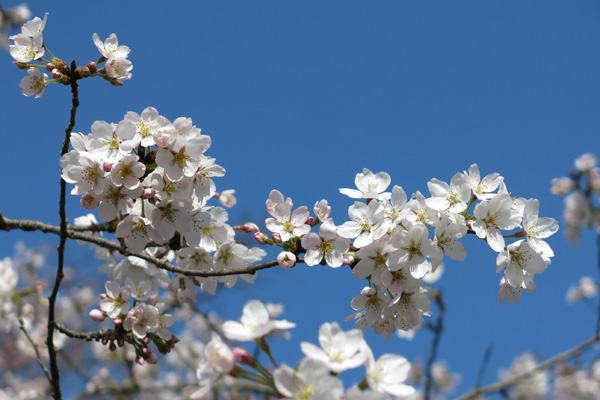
xmin=264 ymin=166 xmax=558 ymax=338
xmin=552 ymin=153 xmax=600 ymax=244
xmin=192 ymin=299 xmax=414 ymax=400
xmin=60 ymin=106 xmax=268 ymax=359
xmin=9 ymin=12 xmax=133 ymax=98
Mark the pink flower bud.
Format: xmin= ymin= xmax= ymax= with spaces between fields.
xmin=113 ymin=317 xmax=122 ymax=325
xmin=235 ymin=222 xmax=259 ymax=233
xmin=342 ymin=254 xmax=355 ymax=266
xmin=102 ymin=162 xmax=113 ymax=173
xmin=99 ymin=293 xmax=107 ymax=299
xmin=87 ymin=61 xmax=97 ymax=73
xmin=272 ymin=233 xmax=282 ymax=243
xmin=233 ymin=347 xmax=257 ymax=367
xmin=51 ymin=68 xmax=62 ymax=79
xmin=46 ymin=63 xmax=54 ymax=72
xmin=89 ymin=309 xmax=106 ymax=322
xmin=277 ymin=251 xmax=296 ymax=268
xmin=143 ymin=188 xmax=155 ymax=199
xmin=306 ymin=216 xmax=314 ymax=225
xmin=254 ymin=232 xmax=268 ymax=244
xmin=143 ymin=337 xmax=152 ymax=345
xmin=136 ymin=355 xmax=145 ymax=365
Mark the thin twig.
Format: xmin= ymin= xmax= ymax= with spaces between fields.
xmin=454 ymin=335 xmax=600 ymax=400
xmin=47 ymin=60 xmax=80 ymax=400
xmin=0 ymin=214 xmax=300 ymax=277
xmin=424 ymin=290 xmax=445 ymax=400
xmin=596 ymin=232 xmax=600 ymax=337
xmin=18 ymin=316 xmax=52 ymax=383
xmin=475 ymin=343 xmax=494 ymax=389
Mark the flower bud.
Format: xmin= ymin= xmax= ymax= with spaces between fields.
xmin=89 ymin=309 xmax=106 ymax=322
xmin=305 ymin=216 xmax=314 ymax=225
xmin=113 ymin=317 xmax=122 ymax=325
xmin=46 ymin=63 xmax=54 ymax=72
xmin=51 ymin=68 xmax=62 ymax=79
xmin=272 ymin=233 xmax=282 ymax=243
xmin=143 ymin=337 xmax=152 ymax=345
xmin=342 ymin=254 xmax=355 ymax=266
xmin=135 ymin=355 xmax=145 ymax=365
xmin=277 ymin=251 xmax=296 ymax=268
xmin=102 ymin=162 xmax=113 ymax=173
xmin=87 ymin=61 xmax=97 ymax=74
xmin=143 ymin=188 xmax=155 ymax=199
xmin=12 ymin=61 xmax=29 ymax=70
xmin=234 ymin=222 xmax=259 ymax=233
xmin=233 ymin=347 xmax=257 ymax=367
xmin=109 ymin=342 xmax=117 ymax=352
xmin=254 ymin=232 xmax=269 ymax=245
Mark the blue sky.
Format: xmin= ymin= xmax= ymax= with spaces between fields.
xmin=2 ymin=1 xmax=600 ymax=397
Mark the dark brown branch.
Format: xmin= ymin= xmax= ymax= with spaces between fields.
xmin=54 ymin=322 xmax=107 ymax=341
xmin=47 ymin=60 xmax=80 ymax=400
xmin=454 ymin=335 xmax=600 ymax=400
xmin=0 ymin=214 xmax=296 ymax=277
xmin=424 ymin=290 xmax=445 ymax=400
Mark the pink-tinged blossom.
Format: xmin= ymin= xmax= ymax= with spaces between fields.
xmin=99 ymin=281 xmax=131 ymax=319
xmin=9 ymin=13 xmax=47 ymax=62
xmin=431 ymin=218 xmax=467 ymax=269
xmin=426 ymin=173 xmax=471 ymax=214
xmin=222 ymin=299 xmax=295 ymax=341
xmin=110 ymin=154 xmax=145 ymax=189
xmin=496 ymin=240 xmax=548 ymax=288
xmin=266 ymin=204 xmax=311 ymax=242
xmin=314 ymin=199 xmax=332 ymax=221
xmin=266 ymin=189 xmax=294 ymax=217
xmin=155 ymin=303 xmax=175 ymax=340
xmin=472 ymin=193 xmax=515 ymax=252
xmin=464 ymin=164 xmax=503 ymax=200
xmin=105 ymin=57 xmax=132 ymax=80
xmin=156 ymin=136 xmax=206 ymax=181
xmin=277 ymin=251 xmax=296 ymax=268
xmin=150 ymin=198 xmax=193 ymax=241
xmin=301 ymin=221 xmax=350 ymax=268
xmin=337 ymin=201 xmax=387 ymax=248
xmin=575 ymin=153 xmax=597 ymax=172
xmin=383 ymin=185 xmax=409 ymax=230
xmin=364 ymin=346 xmax=415 ymax=397
xmin=20 ymin=67 xmax=48 ymax=98
xmin=347 ymin=287 xmax=390 ymax=332
xmin=381 ymin=266 xmax=421 ymax=297
xmin=274 ymin=358 xmax=344 ymax=400
xmin=388 ymin=224 xmax=436 ymax=279
xmin=522 ymin=198 xmax=558 ymax=258
xmin=204 ymin=333 xmax=234 ymax=374
xmin=340 ymin=168 xmax=392 ymax=200
xmin=218 ymin=189 xmax=237 ymax=208
xmin=97 ymin=184 xmax=141 ymax=221
xmin=124 ymin=107 xmax=163 ymax=148
xmin=190 ymin=157 xmax=226 ymax=201
xmin=390 ymin=287 xmax=431 ymax=331
xmin=185 ymin=207 xmax=234 ymax=252
xmin=300 ymin=322 xmax=368 ymax=373
xmin=115 ymin=215 xmax=163 ymax=253
xmin=123 ymin=303 xmax=159 ymax=339
xmin=353 ymin=238 xmax=395 ymax=284
xmin=92 ymin=33 xmax=130 ymax=59
xmin=88 ymin=120 xmax=138 ymax=162
xmin=62 ymin=154 xmax=108 ymax=196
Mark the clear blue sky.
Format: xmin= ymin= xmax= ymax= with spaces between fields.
xmin=2 ymin=1 xmax=600 ymax=397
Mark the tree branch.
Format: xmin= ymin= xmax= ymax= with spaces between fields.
xmin=47 ymin=60 xmax=80 ymax=400
xmin=454 ymin=335 xmax=600 ymax=400
xmin=0 ymin=214 xmax=298 ymax=277
xmin=18 ymin=316 xmax=52 ymax=384
xmin=53 ymin=322 xmax=107 ymax=341
xmin=424 ymin=290 xmax=445 ymax=400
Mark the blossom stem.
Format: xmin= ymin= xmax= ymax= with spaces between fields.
xmin=257 ymin=337 xmax=279 ymax=368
